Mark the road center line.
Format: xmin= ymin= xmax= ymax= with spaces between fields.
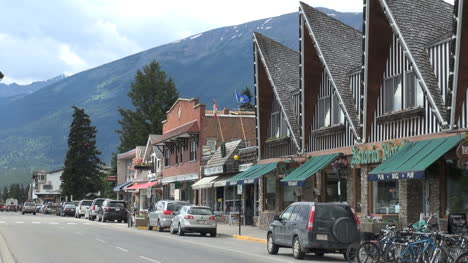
xmin=116 ymin=246 xmax=128 ymax=252
xmin=50 ymin=222 xmax=59 ymax=225
xmin=67 ymin=223 xmax=76 ymax=225
xmin=15 ymin=221 xmax=24 ymax=224
xmin=96 ymin=238 xmax=106 ymax=243
xmin=32 ymin=222 xmax=41 ymax=224
xmin=0 ymin=221 xmax=6 ymax=224
xmin=83 ymin=223 xmax=92 ymax=225
xmin=139 ymin=256 xmax=160 ymax=263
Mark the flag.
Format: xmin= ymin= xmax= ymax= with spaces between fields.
xmin=213 ymin=99 xmax=219 ymax=119
xmin=235 ymin=90 xmax=250 ymax=104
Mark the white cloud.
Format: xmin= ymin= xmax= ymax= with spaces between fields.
xmin=59 ymin=44 xmax=88 ymax=71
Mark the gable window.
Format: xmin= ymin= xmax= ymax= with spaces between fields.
xmin=207 ymin=139 xmax=217 ymax=153
xmin=405 ymin=72 xmax=424 ymax=108
xmin=164 ymin=148 xmax=170 ymax=167
xmin=269 ymin=98 xmax=290 ymax=138
xmin=384 ymin=75 xmax=402 ymax=113
xmin=190 ymin=141 xmax=197 ymax=161
xmin=318 ymin=96 xmax=331 ymax=127
xmin=331 ymin=93 xmax=344 ymax=125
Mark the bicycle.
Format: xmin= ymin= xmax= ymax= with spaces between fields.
xmin=454 ymin=250 xmax=468 ymax=263
xmin=384 ymin=232 xmax=436 ymax=262
xmin=356 ymin=225 xmax=398 ymax=263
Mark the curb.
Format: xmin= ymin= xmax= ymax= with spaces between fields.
xmin=232 ymin=235 xmax=267 ymax=244
xmin=0 ymin=231 xmax=16 ymax=263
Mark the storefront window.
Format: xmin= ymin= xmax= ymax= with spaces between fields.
xmin=225 ymin=186 xmax=240 ymax=214
xmin=283 ymin=185 xmax=297 ymax=209
xmin=446 ymin=162 xmax=468 ymax=214
xmin=325 ymin=171 xmax=347 ymax=202
xmin=264 ymin=176 xmax=276 ymax=211
xmin=373 ymin=181 xmax=399 ymax=214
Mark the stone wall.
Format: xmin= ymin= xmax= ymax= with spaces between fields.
xmin=399 ymin=180 xmax=423 ymax=225
xmin=360 ymin=166 xmax=369 ymax=216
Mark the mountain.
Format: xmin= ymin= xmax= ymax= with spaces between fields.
xmin=0 ymin=75 xmax=66 ymax=99
xmin=0 ymin=9 xmax=362 ymax=188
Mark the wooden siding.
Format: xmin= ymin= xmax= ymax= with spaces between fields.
xmin=428 ymin=39 xmax=451 ymax=104
xmin=350 ymin=71 xmax=362 ymax=121
xmin=368 ymin=34 xmax=444 ymax=142
xmin=306 ymin=71 xmax=356 ymax=152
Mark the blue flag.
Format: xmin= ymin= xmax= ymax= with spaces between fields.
xmin=235 ymin=90 xmax=250 ymax=104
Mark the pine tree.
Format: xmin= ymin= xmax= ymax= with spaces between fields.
xmin=240 ymin=86 xmax=255 ymax=111
xmin=116 ymin=60 xmax=179 ymax=153
xmin=2 ymin=186 xmax=8 ymax=200
xmin=61 ymin=106 xmax=103 ymax=200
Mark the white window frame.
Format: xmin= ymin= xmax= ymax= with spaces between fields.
xmin=207 ymin=139 xmax=217 ymax=153
xmin=190 ymin=141 xmax=197 ymax=161
xmin=384 ymin=75 xmax=402 ymax=113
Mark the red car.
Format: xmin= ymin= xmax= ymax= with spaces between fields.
xmin=6 ymin=205 xmax=17 ymax=212
xmin=0 ymin=205 xmax=5 ymax=211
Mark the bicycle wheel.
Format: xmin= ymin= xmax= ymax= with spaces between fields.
xmin=455 ymin=250 xmax=468 ymax=263
xmin=346 ymin=242 xmax=360 ymax=262
xmin=384 ymin=243 xmax=410 ymax=263
xmin=357 ymin=241 xmax=380 ymax=263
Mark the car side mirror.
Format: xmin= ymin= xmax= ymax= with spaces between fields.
xmin=273 ymin=215 xmax=281 ymax=221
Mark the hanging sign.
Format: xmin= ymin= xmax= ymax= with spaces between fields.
xmin=351 ymin=140 xmax=407 ymax=167
xmin=237 ymin=184 xmax=243 ymax=195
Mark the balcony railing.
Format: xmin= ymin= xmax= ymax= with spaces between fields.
xmin=261 ymin=137 xmax=297 ymax=159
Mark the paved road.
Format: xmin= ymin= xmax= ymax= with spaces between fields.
xmin=0 ymin=212 xmax=345 ymax=263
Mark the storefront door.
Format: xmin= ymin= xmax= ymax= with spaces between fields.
xmin=244 ymin=184 xmax=255 ymax=225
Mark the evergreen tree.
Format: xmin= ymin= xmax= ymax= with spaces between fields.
xmin=61 ymin=106 xmax=103 ymax=200
xmin=2 ymin=186 xmax=8 ymax=200
xmin=116 ymin=60 xmax=179 ymax=153
xmin=240 ymin=86 xmax=255 ymax=111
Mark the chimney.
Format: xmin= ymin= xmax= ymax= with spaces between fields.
xmin=223 ymin=108 xmax=230 ymax=115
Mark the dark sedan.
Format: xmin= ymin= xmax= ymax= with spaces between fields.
xmin=97 ymin=200 xmax=127 ymax=223
xmin=62 ymin=204 xmax=76 ymax=217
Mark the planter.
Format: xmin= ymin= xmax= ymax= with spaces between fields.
xmin=135 ymin=216 xmax=147 ymax=227
xmin=360 ymin=222 xmax=390 ymax=233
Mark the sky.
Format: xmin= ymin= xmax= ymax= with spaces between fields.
xmin=0 ymin=0 xmax=453 ymax=84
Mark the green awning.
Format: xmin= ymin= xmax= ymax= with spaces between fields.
xmin=227 ymin=162 xmax=280 ymax=185
xmin=368 ymin=135 xmax=463 ymax=181
xmin=281 ymin=153 xmax=341 ymax=186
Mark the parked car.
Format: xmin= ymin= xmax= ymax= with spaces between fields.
xmin=148 ymin=200 xmax=190 ymax=232
xmin=58 ymin=202 xmax=75 ymax=216
xmin=63 ymin=204 xmax=76 ymax=217
xmin=266 ymin=202 xmax=360 ymax=260
xmin=169 ymin=206 xmax=217 ymax=237
xmin=44 ymin=204 xmax=58 ymax=215
xmin=87 ymin=198 xmax=106 ymax=221
xmin=75 ymin=200 xmax=93 ymax=218
xmin=96 ymin=199 xmax=127 ymax=223
xmin=0 ymin=204 xmax=5 ymax=211
xmin=22 ymin=202 xmax=37 ymax=215
xmin=6 ymin=205 xmax=17 ymax=212
xmin=35 ymin=205 xmax=42 ymax=212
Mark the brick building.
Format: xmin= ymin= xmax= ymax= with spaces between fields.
xmin=153 ymin=98 xmax=256 ymax=202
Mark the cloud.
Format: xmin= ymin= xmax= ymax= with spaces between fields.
xmin=59 ymin=44 xmax=88 ymax=70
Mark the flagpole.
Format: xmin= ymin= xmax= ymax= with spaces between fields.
xmin=217 ymin=116 xmax=225 ymax=142
xmin=214 ymin=98 xmax=225 ymax=142
xmin=238 ymin=105 xmax=247 ymax=144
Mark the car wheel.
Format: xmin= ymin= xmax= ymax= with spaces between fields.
xmin=102 ymin=215 xmax=107 ymax=222
xmin=200 ymin=233 xmax=206 ymax=236
xmin=267 ymin=233 xmax=279 ymax=255
xmin=178 ymin=224 xmax=184 ymax=236
xmin=33 ymin=213 xmax=36 ymax=215
xmin=148 ymin=220 xmax=153 ymax=230
xmin=157 ymin=220 xmax=163 ymax=232
xmin=169 ymin=224 xmax=176 ymax=234
xmin=292 ymin=236 xmax=305 ymax=260
xmin=315 ymin=252 xmax=324 ymax=257
xmin=210 ymin=231 xmax=217 ymax=237
xmin=22 ymin=212 xmax=25 ymax=215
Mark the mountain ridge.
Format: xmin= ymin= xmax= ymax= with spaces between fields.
xmin=0 ymin=8 xmax=362 ymax=188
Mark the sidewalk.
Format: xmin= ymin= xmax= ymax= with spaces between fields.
xmin=216 ymin=223 xmax=267 ymax=243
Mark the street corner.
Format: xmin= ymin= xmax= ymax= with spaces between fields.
xmin=232 ymin=235 xmax=267 ymax=244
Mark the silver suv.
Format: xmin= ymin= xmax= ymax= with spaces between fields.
xmin=22 ymin=202 xmax=37 ymax=215
xmin=75 ymin=200 xmax=92 ymax=218
xmin=147 ymin=200 xmax=190 ymax=232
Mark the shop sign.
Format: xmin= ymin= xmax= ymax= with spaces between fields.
xmin=204 ymin=166 xmax=223 ymax=175
xmin=368 ymin=170 xmax=425 ymax=181
xmin=237 ymin=184 xmax=243 ymax=195
xmin=351 ymin=140 xmax=407 ymax=167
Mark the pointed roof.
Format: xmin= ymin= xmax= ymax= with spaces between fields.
xmin=300 ymin=2 xmax=362 ymax=137
xmin=380 ymin=0 xmax=453 ymax=124
xmin=253 ymin=32 xmax=301 ymax=149
xmin=205 ymin=140 xmax=245 ymax=169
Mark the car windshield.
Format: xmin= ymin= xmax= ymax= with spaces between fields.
xmin=188 ymin=207 xmax=213 ymax=215
xmin=95 ymin=200 xmax=105 ymax=206
xmin=25 ymin=203 xmax=35 ymax=206
xmin=81 ymin=201 xmax=92 ymax=206
xmin=65 ymin=204 xmax=76 ymax=208
xmin=166 ymin=202 xmax=189 ymax=212
xmin=109 ymin=202 xmax=126 ymax=208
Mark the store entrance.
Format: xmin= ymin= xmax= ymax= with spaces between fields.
xmin=244 ymin=184 xmax=255 ymax=225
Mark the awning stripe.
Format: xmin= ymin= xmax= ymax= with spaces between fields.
xmin=227 ymin=162 xmax=279 ymax=185
xmin=126 ymin=181 xmax=158 ymax=190
xmin=191 ymin=176 xmax=219 ymax=190
xmin=113 ymin=181 xmax=133 ymax=192
xmin=368 ymin=135 xmax=462 ymax=181
xmin=281 ymin=153 xmax=341 ymax=186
